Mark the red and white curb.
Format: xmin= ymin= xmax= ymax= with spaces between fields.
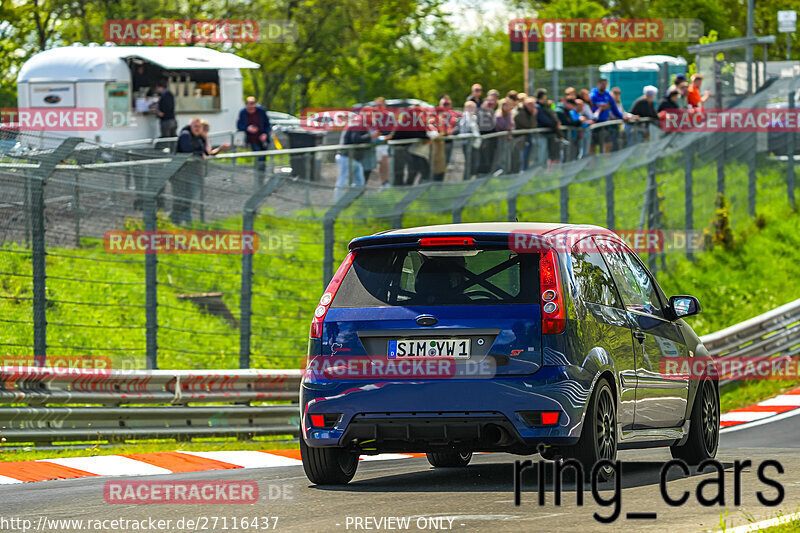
xmin=0 ymin=450 xmax=427 ymax=485
xmin=720 ymin=386 xmax=800 ymax=429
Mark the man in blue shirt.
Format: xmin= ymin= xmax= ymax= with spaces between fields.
xmin=589 ymin=77 xmax=624 ymax=154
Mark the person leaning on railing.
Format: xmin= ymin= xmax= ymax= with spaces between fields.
xmin=555 ymin=99 xmax=587 ymax=161
xmin=534 ymin=89 xmax=562 ymax=167
xmin=629 ymin=86 xmax=659 ymax=141
xmin=433 ymin=95 xmax=459 ymax=181
xmin=512 ymin=96 xmax=537 ymax=171
xmin=493 ymin=98 xmax=515 ymax=173
xmin=589 ymin=77 xmax=626 ymax=154
xmin=334 ymin=113 xmax=381 ymax=201
xmin=657 ymin=88 xmax=681 ymax=115
xmin=476 ymin=97 xmax=498 ymax=174
xmin=236 ymin=97 xmax=272 ymax=180
xmin=392 ymin=106 xmax=433 ymax=186
xmin=199 ymin=120 xmax=230 ymax=156
xmin=171 ymin=118 xmax=207 ymax=225
xmin=458 ymin=100 xmax=482 ymax=179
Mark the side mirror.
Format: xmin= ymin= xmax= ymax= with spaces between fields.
xmin=669 ymin=295 xmax=701 ymax=319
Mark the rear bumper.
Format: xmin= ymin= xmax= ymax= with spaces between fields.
xmin=300 ymin=366 xmax=591 ymax=451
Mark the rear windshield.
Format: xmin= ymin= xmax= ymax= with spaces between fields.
xmin=331 ymin=247 xmax=540 ymax=307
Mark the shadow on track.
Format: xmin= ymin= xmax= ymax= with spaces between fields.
xmin=310 ymin=458 xmax=735 ymax=493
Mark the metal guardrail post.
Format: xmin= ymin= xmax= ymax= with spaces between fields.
xmin=240 ymin=177 xmax=283 ymax=369
xmin=788 ymin=91 xmax=796 ymax=209
xmin=143 ymin=155 xmax=189 ymax=370
xmin=684 ymin=142 xmax=694 ymax=261
xmin=322 ymin=186 xmax=365 ymax=287
xmin=29 ymin=138 xmax=82 ymax=365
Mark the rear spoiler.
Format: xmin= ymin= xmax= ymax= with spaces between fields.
xmin=348 ymin=232 xmax=516 ymax=251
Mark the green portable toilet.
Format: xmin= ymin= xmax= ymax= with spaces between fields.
xmin=599 ymin=55 xmax=687 ymax=110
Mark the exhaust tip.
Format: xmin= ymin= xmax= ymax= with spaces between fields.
xmin=483 ymin=424 xmax=510 ymax=446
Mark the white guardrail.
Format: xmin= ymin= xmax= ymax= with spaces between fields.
xmin=1 ymin=298 xmax=798 ymax=443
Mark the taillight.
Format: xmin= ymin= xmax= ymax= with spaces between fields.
xmin=540 ymin=249 xmax=565 ymax=334
xmin=519 ymin=411 xmax=561 ymax=426
xmin=419 ymin=236 xmax=475 ymax=247
xmin=310 ymin=251 xmax=356 ymax=339
xmin=309 ymin=413 xmax=341 ymax=429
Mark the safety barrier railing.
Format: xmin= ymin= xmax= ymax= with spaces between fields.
xmin=1 ymin=298 xmax=798 ymax=443
xmin=701 ymin=298 xmax=800 ymax=386
xmin=0 ymin=368 xmax=302 ymax=443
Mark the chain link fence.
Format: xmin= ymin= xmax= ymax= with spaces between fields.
xmin=1 ymin=77 xmax=798 ymax=372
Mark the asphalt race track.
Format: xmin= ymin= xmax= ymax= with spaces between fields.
xmin=2 ymin=411 xmax=799 ymax=533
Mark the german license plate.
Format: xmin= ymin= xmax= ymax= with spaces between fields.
xmin=388 ymin=339 xmax=470 ymax=359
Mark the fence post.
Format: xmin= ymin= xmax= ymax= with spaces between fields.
xmin=464 ymin=141 xmax=473 ymax=180
xmin=428 ymin=141 xmax=435 ymax=182
xmin=199 ymin=159 xmax=207 ymax=223
xmin=453 ymin=178 xmax=485 ymax=223
xmin=322 ymin=187 xmax=365 ymax=287
xmin=605 ymin=172 xmax=615 ymax=229
xmin=789 ymin=91 xmax=796 ymax=209
xmin=507 ymin=167 xmax=540 ymax=222
xmin=240 ymin=177 xmax=283 ymax=369
xmin=23 ymin=172 xmax=30 ymax=248
xmin=717 ymin=132 xmax=726 ymax=197
xmin=29 ymin=138 xmax=82 ymax=365
xmin=391 ymin=184 xmax=430 ymax=228
xmin=560 ymin=174 xmax=569 ymax=223
xmin=388 ymin=144 xmax=396 ymax=184
xmin=646 ymin=167 xmax=659 ymax=272
xmin=143 ymin=155 xmax=189 ymax=370
xmin=748 ymin=131 xmax=757 ymax=216
xmin=72 ymin=171 xmax=81 ymax=247
xmin=347 ymin=146 xmax=354 ymax=186
xmin=684 ymin=142 xmax=694 ymax=261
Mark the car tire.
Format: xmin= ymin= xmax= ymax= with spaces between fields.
xmin=426 ymin=451 xmax=473 ymax=468
xmin=300 ymin=438 xmax=359 ymax=485
xmin=670 ymin=378 xmax=719 ymax=465
xmin=565 ymin=378 xmax=617 ymax=481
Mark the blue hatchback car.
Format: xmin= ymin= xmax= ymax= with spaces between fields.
xmin=300 ymin=223 xmax=719 ymax=484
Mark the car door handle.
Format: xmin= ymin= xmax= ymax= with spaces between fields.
xmin=633 ymin=330 xmax=646 ymax=344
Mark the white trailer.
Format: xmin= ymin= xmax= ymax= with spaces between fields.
xmin=16 ymin=43 xmax=260 ymax=146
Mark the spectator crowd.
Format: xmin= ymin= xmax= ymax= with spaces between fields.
xmin=152 ymin=71 xmax=710 ymax=217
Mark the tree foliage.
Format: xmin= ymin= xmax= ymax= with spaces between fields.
xmin=0 ymin=0 xmax=795 ymax=109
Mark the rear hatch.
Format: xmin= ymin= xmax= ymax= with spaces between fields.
xmin=322 ymin=237 xmax=543 ymax=376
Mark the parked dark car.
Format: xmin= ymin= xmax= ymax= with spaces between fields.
xmin=300 ymin=222 xmax=719 ymax=484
